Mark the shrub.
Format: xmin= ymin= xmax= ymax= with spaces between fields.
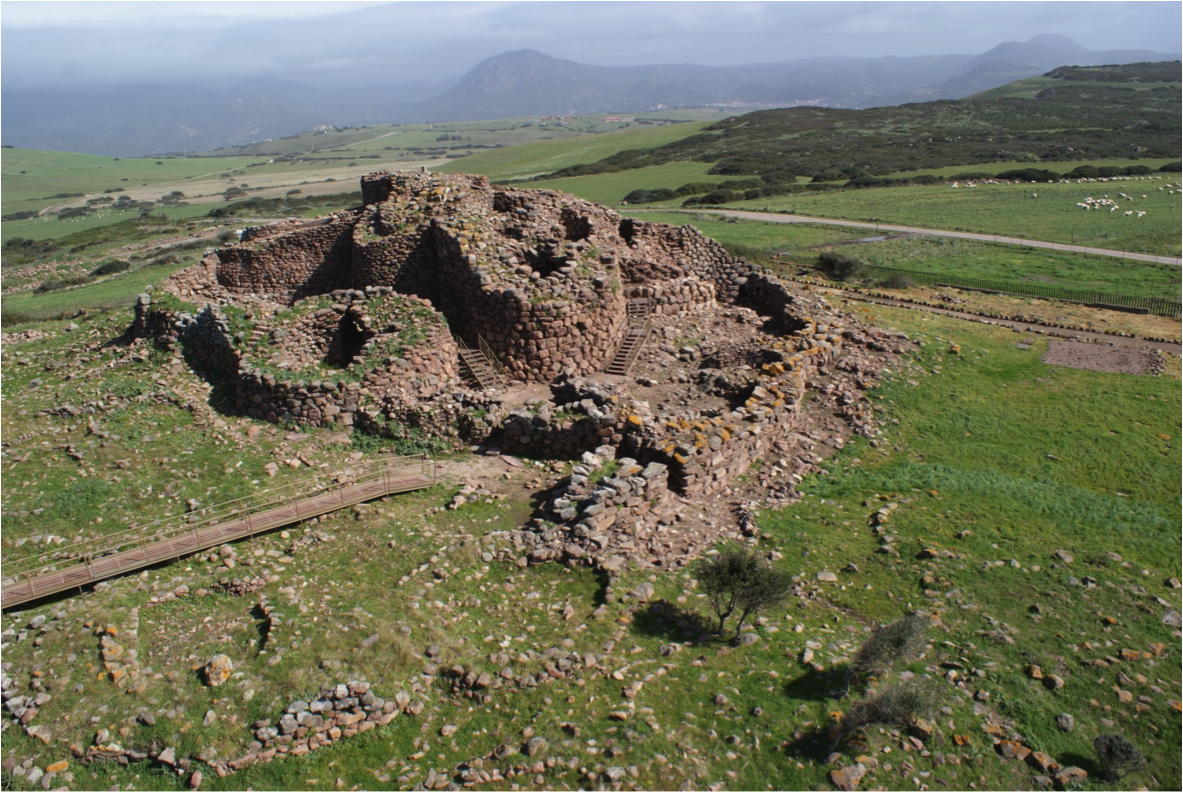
xmin=1094 ymin=734 xmax=1147 ymax=782
xmin=696 ymin=547 xmax=792 ymax=640
xmin=1160 ymin=161 xmax=1182 ymax=172
xmin=838 ymin=679 xmax=938 ymax=735
xmin=675 ymin=182 xmax=715 ymax=196
xmin=817 ymin=251 xmax=866 ymax=282
xmin=34 ymin=274 xmax=90 ymax=294
xmin=878 ymin=272 xmax=913 ymax=290
xmin=285 ymin=189 xmax=302 ymax=197
xmin=995 ymin=168 xmax=1060 ymax=182
xmin=697 ymin=189 xmax=735 ymax=205
xmin=90 ymin=259 xmax=130 ymax=276
xmin=851 ymin=612 xmax=929 ymax=678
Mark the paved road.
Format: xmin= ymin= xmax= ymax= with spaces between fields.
xmin=648 ymin=209 xmax=1182 ymax=266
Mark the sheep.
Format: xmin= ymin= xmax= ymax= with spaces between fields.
xmin=1136 ymin=211 xmax=1146 ymax=218
xmin=1124 ymin=211 xmax=1133 ymax=216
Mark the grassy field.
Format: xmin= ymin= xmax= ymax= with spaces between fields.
xmin=626 ymin=210 xmax=1182 ymax=301
xmin=527 ymin=162 xmax=729 ymax=206
xmin=723 ymin=178 xmax=1183 ymax=256
xmin=438 ymin=120 xmax=720 ymax=183
xmin=1 ymin=304 xmax=1178 ymax=792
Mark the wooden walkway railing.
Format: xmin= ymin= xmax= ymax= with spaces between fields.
xmin=1 ymin=455 xmax=437 ymax=609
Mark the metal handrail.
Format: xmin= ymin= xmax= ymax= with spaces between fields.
xmin=617 ymin=318 xmax=653 ymax=375
xmin=476 ymin=334 xmax=507 ymax=379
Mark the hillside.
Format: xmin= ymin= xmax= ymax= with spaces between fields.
xmin=3 ymin=36 xmax=1177 ymax=157
xmin=536 ymin=62 xmax=1182 ymax=182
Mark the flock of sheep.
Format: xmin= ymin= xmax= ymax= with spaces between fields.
xmin=948 ymin=173 xmax=1180 ymax=220
xmin=1072 ymin=179 xmax=1182 ymax=218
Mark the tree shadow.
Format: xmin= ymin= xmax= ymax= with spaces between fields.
xmin=781 ymin=666 xmax=847 ymax=703
xmin=1058 ymin=751 xmax=1099 ymax=778
xmin=779 ymin=725 xmax=838 ymax=763
xmin=630 ymin=598 xmax=716 ymax=642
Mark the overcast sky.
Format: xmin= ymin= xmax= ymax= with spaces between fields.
xmin=3 ymin=1 xmax=1180 ymax=90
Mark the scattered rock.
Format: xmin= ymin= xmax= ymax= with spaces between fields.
xmin=830 ymin=763 xmax=867 ymax=791
xmin=203 ymin=655 xmax=234 ymax=687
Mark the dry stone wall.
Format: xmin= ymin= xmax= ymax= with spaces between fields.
xmin=135 ymin=171 xmax=892 ymax=561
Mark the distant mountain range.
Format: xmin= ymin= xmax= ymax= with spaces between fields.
xmin=3 ymin=34 xmax=1177 ymax=157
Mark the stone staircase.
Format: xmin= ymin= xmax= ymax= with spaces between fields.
xmin=605 ymin=298 xmax=654 ymax=377
xmin=454 ymin=334 xmax=506 ymax=390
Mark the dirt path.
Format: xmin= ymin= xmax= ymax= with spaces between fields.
xmin=648 ymin=209 xmax=1182 ymax=266
xmin=813 ymin=285 xmax=1182 ymax=354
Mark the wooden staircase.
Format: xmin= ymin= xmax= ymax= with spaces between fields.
xmin=605 ymin=298 xmax=654 ymax=377
xmin=454 ymin=333 xmax=506 ymax=390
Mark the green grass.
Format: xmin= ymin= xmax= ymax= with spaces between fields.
xmin=1 ymin=149 xmax=268 ymax=212
xmin=813 ymin=235 xmax=1181 ymax=300
xmin=2 ymin=300 xmax=1178 ymax=792
xmin=526 ymin=162 xmax=730 ymax=206
xmin=1 ymin=261 xmax=191 ymax=318
xmin=623 ymin=211 xmax=1181 ymax=300
xmin=622 ymin=210 xmax=856 ymax=252
xmin=1 ymin=202 xmax=215 ymax=244
xmin=727 ymin=178 xmax=1183 ymax=256
xmin=439 ymin=121 xmax=719 ymax=183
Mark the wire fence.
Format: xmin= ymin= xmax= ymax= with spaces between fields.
xmin=789 ymin=261 xmax=1181 ymax=319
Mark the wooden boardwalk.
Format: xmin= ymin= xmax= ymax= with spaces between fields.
xmin=2 ymin=455 xmax=437 ymax=609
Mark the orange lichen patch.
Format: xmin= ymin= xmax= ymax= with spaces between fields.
xmin=626 ymin=415 xmax=644 ymax=427
xmin=673 ymin=453 xmax=690 ymax=465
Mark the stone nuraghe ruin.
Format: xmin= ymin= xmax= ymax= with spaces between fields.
xmin=137 ymin=170 xmax=911 ymax=571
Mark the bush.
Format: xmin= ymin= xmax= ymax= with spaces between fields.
xmin=851 ymin=612 xmax=929 ymax=678
xmin=675 ymin=182 xmax=715 ymax=196
xmin=90 ymin=259 xmax=130 ymax=276
xmin=1160 ymin=161 xmax=1182 ymax=172
xmin=878 ymin=272 xmax=913 ymax=290
xmin=817 ymin=251 xmax=866 ymax=282
xmin=839 ymin=679 xmax=938 ymax=735
xmin=697 ymin=189 xmax=735 ymax=205
xmin=34 ymin=274 xmax=90 ymax=294
xmin=1094 ymin=734 xmax=1147 ymax=782
xmin=995 ymin=168 xmax=1060 ymax=182
xmin=696 ymin=547 xmax=792 ymax=640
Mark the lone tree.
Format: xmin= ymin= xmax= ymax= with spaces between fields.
xmin=1094 ymin=734 xmax=1147 ymax=782
xmin=696 ymin=547 xmax=792 ymax=641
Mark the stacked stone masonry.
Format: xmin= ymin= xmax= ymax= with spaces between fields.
xmin=137 ymin=171 xmax=895 ymax=561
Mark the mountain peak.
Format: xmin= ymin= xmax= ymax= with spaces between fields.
xmin=1025 ymin=34 xmax=1087 ymax=54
